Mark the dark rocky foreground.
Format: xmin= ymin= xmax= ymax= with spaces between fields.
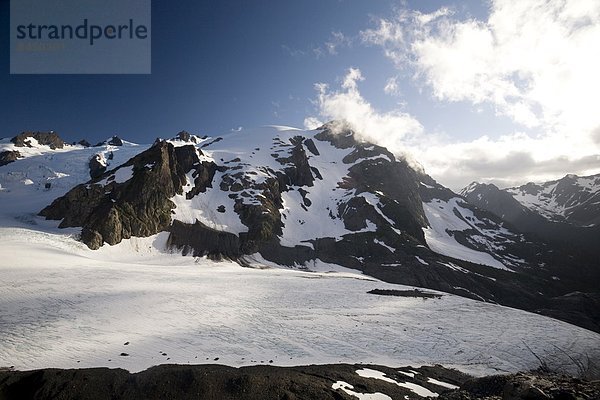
xmin=1 ymin=364 xmax=598 ymax=400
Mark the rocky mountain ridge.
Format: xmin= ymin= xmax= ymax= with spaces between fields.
xmin=461 ymin=175 xmax=600 ymax=256
xmin=27 ymin=124 xmax=600 ymax=332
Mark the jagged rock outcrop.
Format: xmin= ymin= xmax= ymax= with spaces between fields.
xmin=0 ymin=150 xmax=21 ymax=167
xmin=88 ymin=154 xmax=107 ymax=179
xmin=174 ymin=130 xmax=200 ymax=143
xmin=11 ymin=131 xmax=65 ymax=149
xmin=94 ymin=136 xmax=124 ymax=147
xmin=274 ymin=135 xmax=315 ymax=187
xmin=108 ymin=136 xmax=124 ymax=146
xmin=78 ymin=139 xmax=91 ymax=147
xmin=40 ymin=141 xmax=216 ymax=249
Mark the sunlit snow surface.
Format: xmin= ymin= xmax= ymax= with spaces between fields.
xmin=0 ymin=131 xmax=599 ymax=376
xmin=0 ymin=226 xmax=599 ymax=375
xmin=423 ymin=198 xmax=513 ymax=270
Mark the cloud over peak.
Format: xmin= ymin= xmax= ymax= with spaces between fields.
xmin=308 ymin=68 xmax=424 ymax=162
xmin=305 ymin=0 xmax=600 ymax=190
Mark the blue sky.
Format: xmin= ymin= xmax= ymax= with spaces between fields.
xmin=2 ymin=0 xmax=599 ymax=189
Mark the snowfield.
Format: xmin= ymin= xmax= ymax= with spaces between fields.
xmin=423 ymin=198 xmax=513 ymax=270
xmin=0 ymin=224 xmax=599 ymax=376
xmin=1 ymin=130 xmax=599 ymax=378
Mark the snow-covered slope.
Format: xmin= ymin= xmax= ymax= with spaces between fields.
xmin=423 ymin=197 xmax=518 ymax=271
xmin=168 ymin=125 xmax=411 ymax=245
xmin=461 ymin=176 xmax=600 ymax=258
xmin=462 ymin=174 xmax=600 ymax=227
xmin=505 ymin=174 xmax=600 ymax=227
xmin=0 ymin=135 xmax=147 ymax=225
xmin=1 ymin=225 xmax=598 ymax=377
xmin=2 ymin=127 xmax=600 ymax=334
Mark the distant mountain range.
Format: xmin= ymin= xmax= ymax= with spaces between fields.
xmin=1 ymin=124 xmax=599 ymax=332
xmin=461 ymin=174 xmax=600 ymax=256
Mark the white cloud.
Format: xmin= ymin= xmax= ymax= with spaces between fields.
xmin=307 ymin=67 xmax=600 ymax=190
xmin=308 ymin=68 xmax=425 ymax=164
xmin=411 ymin=132 xmax=600 ymax=189
xmin=312 ymin=31 xmax=353 ymax=59
xmin=383 ymin=76 xmax=401 ymax=96
xmin=330 ymin=0 xmax=600 ymax=190
xmin=281 ymin=44 xmax=306 ymax=58
xmin=303 ymin=117 xmax=323 ymax=130
xmin=325 ymin=31 xmax=352 ymax=55
xmin=362 ymin=0 xmax=600 ymax=137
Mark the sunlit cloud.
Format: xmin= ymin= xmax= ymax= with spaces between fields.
xmin=383 ymin=77 xmax=401 ymax=96
xmin=304 ymin=0 xmax=600 ymax=190
xmin=309 ymin=68 xmax=425 ymax=167
xmin=361 ymin=0 xmax=600 ymax=138
xmin=307 ymin=66 xmax=600 ymax=190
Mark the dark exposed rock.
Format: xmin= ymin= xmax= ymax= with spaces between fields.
xmin=304 ymin=138 xmax=320 ymax=155
xmin=448 ymin=371 xmax=600 ymax=400
xmin=167 ymin=220 xmax=241 ymax=259
xmin=310 ymin=166 xmax=323 ymax=180
xmin=368 ymin=289 xmax=442 ymax=298
xmin=201 ymin=137 xmax=223 ymax=148
xmin=78 ymin=139 xmax=91 ymax=147
xmin=175 ymin=130 xmax=196 ymax=143
xmin=3 ymin=363 xmax=596 ymax=400
xmin=40 ymin=141 xmax=214 ymax=249
xmin=11 ymin=131 xmax=65 ymax=149
xmin=88 ymin=154 xmax=107 ymax=179
xmin=0 ymin=150 xmax=21 ymax=167
xmin=108 ymin=136 xmax=124 ymax=146
xmin=461 ymin=178 xmax=600 ymax=257
xmin=0 ymin=363 xmax=470 ymax=400
xmin=315 ymin=122 xmax=359 ymax=149
xmin=274 ymin=136 xmax=314 ymax=187
xmin=346 ymin=156 xmax=426 ymax=242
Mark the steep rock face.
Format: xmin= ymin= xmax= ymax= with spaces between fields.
xmin=167 ymin=220 xmax=241 ymax=259
xmin=40 ymin=141 xmax=216 ymax=249
xmin=0 ymin=150 xmax=21 ymax=167
xmin=11 ymin=131 xmax=65 ymax=149
xmin=315 ymin=127 xmax=426 ymax=240
xmin=460 ymin=182 xmax=542 ymax=225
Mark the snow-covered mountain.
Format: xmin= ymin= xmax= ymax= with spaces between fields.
xmin=462 ymin=174 xmax=600 ymax=227
xmin=461 ymin=175 xmax=600 ymax=257
xmin=1 ymin=125 xmax=599 ymax=333
xmin=507 ymin=174 xmax=600 ymax=226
